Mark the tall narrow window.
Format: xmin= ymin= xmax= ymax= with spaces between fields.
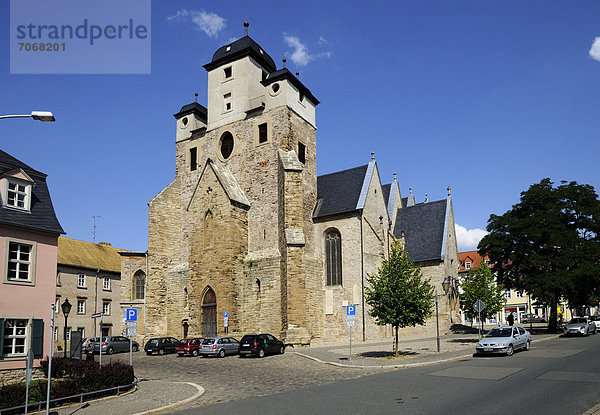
xmin=7 ymin=242 xmax=33 ymax=282
xmin=77 ymin=299 xmax=86 ymax=314
xmin=298 ymin=142 xmax=306 ymax=164
xmin=77 ymin=273 xmax=86 ymax=288
xmin=258 ymin=123 xmax=267 ymax=143
xmin=190 ymin=147 xmax=197 ymax=171
xmin=133 ymin=270 xmax=145 ymax=300
xmin=103 ymin=276 xmax=110 ymax=290
xmin=325 ymin=229 xmax=342 ymax=286
xmin=2 ymin=319 xmax=28 ymax=356
xmin=223 ymin=93 xmax=232 ymax=112
xmin=224 ymin=66 xmax=232 ymax=79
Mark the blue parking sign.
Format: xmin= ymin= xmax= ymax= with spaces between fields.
xmin=346 ymin=305 xmax=356 ymax=316
xmin=126 ymin=308 xmax=137 ymax=322
xmin=224 ymin=311 xmax=228 ymax=318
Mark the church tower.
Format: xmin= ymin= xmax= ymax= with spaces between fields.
xmin=148 ymin=23 xmax=321 ymax=344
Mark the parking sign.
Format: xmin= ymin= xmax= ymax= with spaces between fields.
xmin=346 ymin=305 xmax=356 ymax=316
xmin=126 ymin=308 xmax=137 ymax=322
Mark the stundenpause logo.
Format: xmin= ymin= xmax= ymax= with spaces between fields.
xmin=10 ymin=0 xmax=151 ymax=74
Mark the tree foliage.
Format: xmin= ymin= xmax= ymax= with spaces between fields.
xmin=459 ymin=261 xmax=505 ymax=322
xmin=365 ymin=242 xmax=434 ymax=356
xmin=478 ymin=178 xmax=600 ymax=332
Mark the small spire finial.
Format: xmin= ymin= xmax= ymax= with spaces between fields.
xmin=393 ymin=172 xmax=397 ymax=181
xmin=244 ymin=20 xmax=249 ymax=36
xmin=425 ymin=193 xmax=429 ymax=203
xmin=194 ymin=92 xmax=198 ymax=103
xmin=282 ymin=57 xmax=286 ymax=68
xmin=447 ymin=186 xmax=451 ymax=197
xmin=371 ymin=151 xmax=375 ymax=161
xmin=409 ymin=187 xmax=413 ymax=195
xmin=296 ymin=71 xmax=299 ymax=78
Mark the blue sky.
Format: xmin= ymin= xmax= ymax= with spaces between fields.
xmin=1 ymin=1 xmax=599 ymax=253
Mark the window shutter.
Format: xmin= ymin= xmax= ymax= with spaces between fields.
xmin=0 ymin=318 xmax=4 ymax=357
xmin=32 ymin=319 xmax=44 ymax=357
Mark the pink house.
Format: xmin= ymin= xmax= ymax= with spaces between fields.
xmin=0 ymin=150 xmax=63 ymax=378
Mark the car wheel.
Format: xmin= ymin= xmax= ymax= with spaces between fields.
xmin=106 ymin=347 xmax=114 ymax=355
xmin=258 ymin=348 xmax=265 ymax=358
xmin=218 ymin=349 xmax=226 ymax=358
xmin=506 ymin=345 xmax=514 ymax=356
xmin=192 ymin=349 xmax=198 ymax=357
xmin=525 ymin=340 xmax=531 ymax=351
xmin=158 ymin=348 xmax=165 ymax=355
xmin=279 ymin=346 xmax=285 ymax=354
xmin=132 ymin=345 xmax=139 ymax=352
xmin=239 ymin=353 xmax=245 ymax=358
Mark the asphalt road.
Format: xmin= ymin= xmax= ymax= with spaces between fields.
xmin=173 ymin=333 xmax=600 ymax=415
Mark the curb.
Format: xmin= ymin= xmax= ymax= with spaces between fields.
xmin=132 ymin=381 xmax=205 ymax=415
xmin=583 ymin=401 xmax=600 ymax=415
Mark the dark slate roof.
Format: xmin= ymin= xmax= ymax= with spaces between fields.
xmin=203 ymin=36 xmax=277 ymax=73
xmin=0 ymin=150 xmax=64 ymax=235
xmin=173 ymin=102 xmax=207 ymax=123
xmin=393 ymin=199 xmax=447 ymax=262
xmin=381 ymin=184 xmax=391 ymax=209
xmin=313 ymin=164 xmax=368 ymax=219
xmin=262 ymin=68 xmax=320 ymax=106
xmin=401 ymin=197 xmax=408 ymax=208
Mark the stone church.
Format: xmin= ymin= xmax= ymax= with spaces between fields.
xmin=125 ymin=27 xmax=459 ymax=346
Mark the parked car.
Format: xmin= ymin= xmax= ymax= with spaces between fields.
xmin=82 ymin=337 xmax=95 ymax=351
xmin=589 ymin=315 xmax=600 ymax=331
xmin=522 ymin=313 xmax=545 ymax=324
xmin=238 ymin=333 xmax=285 ymax=358
xmin=476 ymin=326 xmax=531 ymax=356
xmin=144 ymin=337 xmax=179 ymax=355
xmin=199 ymin=337 xmax=240 ymax=357
xmin=92 ymin=336 xmax=139 ymax=355
xmin=176 ymin=338 xmax=203 ymax=357
xmin=564 ymin=317 xmax=596 ymax=336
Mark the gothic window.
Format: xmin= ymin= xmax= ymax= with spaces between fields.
xmin=298 ymin=142 xmax=306 ymax=164
xmin=219 ymin=132 xmax=234 ymax=159
xmin=258 ymin=123 xmax=267 ymax=143
xmin=325 ymin=229 xmax=342 ymax=286
xmin=190 ymin=147 xmax=197 ymax=171
xmin=133 ymin=270 xmax=145 ymax=300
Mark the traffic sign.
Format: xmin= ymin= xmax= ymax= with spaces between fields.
xmin=346 ymin=319 xmax=355 ymax=327
xmin=473 ymin=300 xmax=486 ymax=313
xmin=346 ymin=305 xmax=356 ymax=316
xmin=223 ymin=311 xmax=228 ymax=318
xmin=126 ymin=327 xmax=136 ymax=336
xmin=126 ymin=321 xmax=137 ymax=328
xmin=126 ymin=308 xmax=138 ymax=322
xmin=91 ymin=313 xmax=103 ymax=319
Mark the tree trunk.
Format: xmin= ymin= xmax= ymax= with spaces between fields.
xmin=548 ymin=297 xmax=558 ymax=333
xmin=395 ymin=326 xmax=399 ymax=357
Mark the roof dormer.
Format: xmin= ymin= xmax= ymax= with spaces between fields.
xmin=1 ymin=168 xmax=34 ymax=211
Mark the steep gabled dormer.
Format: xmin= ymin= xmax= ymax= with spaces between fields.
xmin=1 ymin=168 xmax=34 ymax=211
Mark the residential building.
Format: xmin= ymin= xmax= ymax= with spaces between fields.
xmin=0 ymin=150 xmax=63 ymax=384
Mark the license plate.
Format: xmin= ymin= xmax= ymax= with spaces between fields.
xmin=242 ymin=344 xmax=249 ymax=347
xmin=484 ymin=348 xmax=492 ymax=352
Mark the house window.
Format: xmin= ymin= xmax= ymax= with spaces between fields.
xmin=77 ymin=273 xmax=86 ymax=288
xmin=325 ymin=229 xmax=342 ymax=286
xmin=6 ymin=241 xmax=33 ymax=283
xmin=465 ymin=262 xmax=472 ymax=269
xmin=6 ymin=181 xmax=30 ymax=210
xmin=516 ymin=291 xmax=523 ymax=298
xmin=103 ymin=277 xmax=110 ymax=291
xmin=224 ymin=66 xmax=232 ymax=79
xmin=190 ymin=147 xmax=197 ymax=171
xmin=54 ymin=327 xmax=58 ymax=341
xmin=298 ymin=142 xmax=306 ymax=164
xmin=223 ymin=93 xmax=232 ymax=112
xmin=55 ymin=297 xmax=60 ymax=313
xmin=258 ymin=123 xmax=267 ymax=143
xmin=2 ymin=319 xmax=28 ymax=356
xmin=504 ymin=289 xmax=511 ymax=299
xmin=134 ymin=271 xmax=145 ymax=300
xmin=77 ymin=299 xmax=86 ymax=314
xmin=102 ymin=302 xmax=110 ymax=315
xmin=65 ymin=327 xmax=71 ymax=342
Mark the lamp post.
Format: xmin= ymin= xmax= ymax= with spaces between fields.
xmin=435 ymin=276 xmax=452 ymax=352
xmin=61 ymin=299 xmax=72 ymax=358
xmin=0 ymin=111 xmax=55 ymax=122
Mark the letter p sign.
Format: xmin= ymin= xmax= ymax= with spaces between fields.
xmin=126 ymin=308 xmax=137 ymax=322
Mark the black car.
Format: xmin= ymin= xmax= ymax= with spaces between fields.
xmin=144 ymin=337 xmax=179 ymax=355
xmin=238 ymin=333 xmax=285 ymax=358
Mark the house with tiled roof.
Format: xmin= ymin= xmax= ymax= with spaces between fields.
xmin=0 ymin=149 xmax=63 ymax=381
xmin=54 ymin=237 xmax=124 ymax=354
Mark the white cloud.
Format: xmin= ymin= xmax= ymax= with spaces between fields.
xmin=284 ymin=35 xmax=331 ymax=66
xmin=455 ymin=224 xmax=488 ymax=252
xmin=590 ymin=37 xmax=600 ymax=61
xmin=318 ymin=36 xmax=327 ymax=45
xmin=166 ymin=9 xmax=226 ymax=38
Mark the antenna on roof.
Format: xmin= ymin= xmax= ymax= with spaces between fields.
xmin=282 ymin=58 xmax=286 ymax=68
xmin=91 ymin=216 xmax=101 ymax=244
xmin=194 ymin=92 xmax=198 ymax=103
xmin=244 ymin=20 xmax=249 ymax=36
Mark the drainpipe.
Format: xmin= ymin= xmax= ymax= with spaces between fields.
xmin=143 ymin=251 xmax=148 ymax=345
xmin=360 ymin=212 xmax=365 ymax=341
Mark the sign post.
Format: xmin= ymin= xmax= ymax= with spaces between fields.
xmin=92 ymin=313 xmax=103 ymax=365
xmin=223 ymin=311 xmax=229 ymax=335
xmin=473 ymin=299 xmax=486 ymax=338
xmin=125 ymin=309 xmax=138 ymax=366
xmin=45 ymin=304 xmax=56 ymax=415
xmin=346 ymin=305 xmax=356 ymax=360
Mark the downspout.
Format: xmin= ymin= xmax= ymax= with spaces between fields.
xmin=144 ymin=251 xmax=148 ymax=345
xmin=360 ymin=212 xmax=365 ymax=341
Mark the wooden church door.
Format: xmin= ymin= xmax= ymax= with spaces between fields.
xmin=201 ymin=288 xmax=217 ymax=337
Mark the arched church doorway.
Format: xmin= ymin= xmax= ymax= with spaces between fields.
xmin=201 ymin=288 xmax=217 ymax=337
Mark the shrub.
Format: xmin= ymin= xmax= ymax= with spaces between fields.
xmin=0 ymin=383 xmax=26 ymax=410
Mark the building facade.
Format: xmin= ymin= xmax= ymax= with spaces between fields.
xmin=0 ymin=150 xmax=63 ymax=384
xmin=135 ymin=29 xmax=459 ymax=346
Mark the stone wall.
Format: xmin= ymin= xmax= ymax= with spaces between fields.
xmin=119 ymin=253 xmax=147 ymax=344
xmin=0 ymin=367 xmax=44 ymax=387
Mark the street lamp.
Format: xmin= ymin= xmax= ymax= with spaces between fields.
xmin=435 ymin=277 xmax=452 ymax=353
xmin=0 ymin=111 xmax=55 ymax=122
xmin=61 ymin=299 xmax=72 ymax=358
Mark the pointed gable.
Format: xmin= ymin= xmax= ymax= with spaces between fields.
xmin=188 ymin=159 xmax=251 ymax=210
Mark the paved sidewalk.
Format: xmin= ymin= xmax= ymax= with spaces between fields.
xmin=42 ymin=379 xmax=203 ymax=415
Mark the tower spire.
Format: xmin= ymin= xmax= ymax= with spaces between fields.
xmin=244 ymin=20 xmax=249 ymax=36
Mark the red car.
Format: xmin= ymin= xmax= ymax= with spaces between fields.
xmin=176 ymin=338 xmax=203 ymax=357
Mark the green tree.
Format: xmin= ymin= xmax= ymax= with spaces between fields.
xmin=478 ymin=178 xmax=600 ymax=332
xmin=459 ymin=261 xmax=505 ymax=329
xmin=365 ymin=243 xmax=434 ymax=356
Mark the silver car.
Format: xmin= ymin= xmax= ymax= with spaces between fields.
xmin=199 ymin=337 xmax=239 ymax=357
xmin=92 ymin=336 xmax=139 ymax=354
xmin=476 ymin=326 xmax=531 ymax=356
xmin=564 ymin=317 xmax=596 ymax=336
xmin=589 ymin=316 xmax=600 ymax=331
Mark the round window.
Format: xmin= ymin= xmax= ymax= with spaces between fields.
xmin=272 ymin=83 xmax=280 ymax=93
xmin=182 ymin=117 xmax=188 ymax=126
xmin=220 ymin=131 xmax=234 ymax=159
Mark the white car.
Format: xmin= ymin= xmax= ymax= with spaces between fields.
xmin=589 ymin=316 xmax=600 ymax=331
xmin=564 ymin=317 xmax=596 ymax=336
xmin=476 ymin=326 xmax=531 ymax=356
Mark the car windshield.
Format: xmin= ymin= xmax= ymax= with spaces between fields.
xmin=569 ymin=318 xmax=586 ymax=324
xmin=201 ymin=339 xmax=215 ymax=345
xmin=149 ymin=339 xmax=159 ymax=345
xmin=486 ymin=328 xmax=513 ymax=337
xmin=241 ymin=335 xmax=256 ymax=343
xmin=178 ymin=339 xmax=190 ymax=345
xmin=591 ymin=316 xmax=600 ymax=321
